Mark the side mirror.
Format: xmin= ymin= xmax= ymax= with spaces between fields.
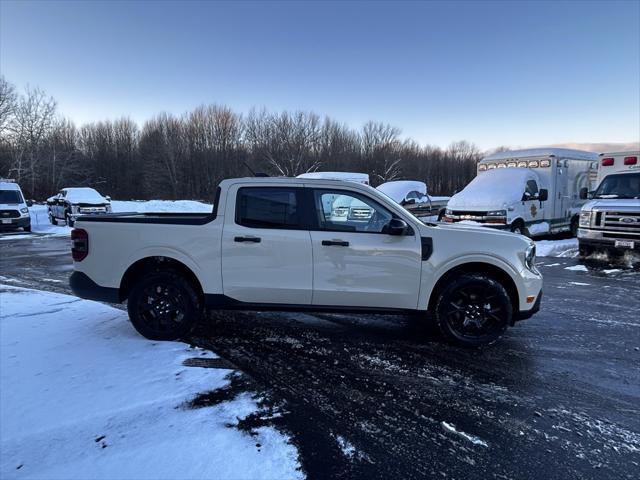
xmin=387 ymin=218 xmax=409 ymax=236
xmin=538 ymin=189 xmax=548 ymax=202
xmin=401 ymin=198 xmax=416 ymax=206
xmin=26 ymin=199 xmax=33 ymax=207
xmin=521 ymin=192 xmax=532 ymax=201
xmin=105 ymin=196 xmax=111 ymax=202
xmin=579 ymin=187 xmax=588 ymax=200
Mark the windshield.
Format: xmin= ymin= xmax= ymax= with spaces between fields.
xmin=0 ymin=190 xmax=24 ymax=204
xmin=593 ymin=172 xmax=640 ymax=199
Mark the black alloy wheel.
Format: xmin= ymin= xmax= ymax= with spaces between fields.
xmin=435 ymin=274 xmax=512 ymax=347
xmin=127 ymin=271 xmax=201 ymax=341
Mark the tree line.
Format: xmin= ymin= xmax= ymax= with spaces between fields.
xmin=0 ymin=76 xmax=483 ymax=201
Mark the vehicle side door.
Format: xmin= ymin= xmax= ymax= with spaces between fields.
xmin=221 ymin=184 xmax=313 ymax=305
xmin=522 ymin=179 xmax=544 ymax=224
xmin=309 ymin=188 xmax=422 ymax=310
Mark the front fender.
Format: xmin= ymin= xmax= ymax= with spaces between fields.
xmin=418 ymin=253 xmax=523 ymax=311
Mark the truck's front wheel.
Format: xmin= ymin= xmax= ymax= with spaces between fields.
xmin=435 ymin=274 xmax=512 ymax=347
xmin=127 ymin=271 xmax=201 ymax=341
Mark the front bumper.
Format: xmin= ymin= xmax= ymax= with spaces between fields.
xmin=70 ymin=271 xmax=120 ymax=303
xmin=578 ymin=229 xmax=639 ymax=250
xmin=516 ymin=291 xmax=542 ymax=321
xmin=0 ymin=216 xmax=30 ymax=229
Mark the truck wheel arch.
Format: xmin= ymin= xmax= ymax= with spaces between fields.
xmin=427 ymin=262 xmax=520 ymax=319
xmin=119 ymin=256 xmax=204 ymax=303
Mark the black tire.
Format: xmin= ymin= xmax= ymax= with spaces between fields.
xmin=578 ymin=242 xmax=593 ymax=258
xmin=49 ymin=213 xmax=57 ymax=225
xmin=23 ymin=223 xmax=31 ymax=232
xmin=510 ymin=220 xmax=528 ymax=237
xmin=570 ymin=216 xmax=579 ymax=237
xmin=65 ymin=212 xmax=74 ymax=227
xmin=435 ymin=273 xmax=512 ymax=347
xmin=127 ymin=270 xmax=201 ymax=341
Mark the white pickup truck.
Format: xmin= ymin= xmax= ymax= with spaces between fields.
xmin=69 ymin=177 xmax=542 ymax=347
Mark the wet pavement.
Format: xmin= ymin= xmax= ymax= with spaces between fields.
xmin=1 ymin=234 xmax=639 ymax=479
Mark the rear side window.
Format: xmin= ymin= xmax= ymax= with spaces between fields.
xmin=236 ymin=187 xmax=301 ymax=229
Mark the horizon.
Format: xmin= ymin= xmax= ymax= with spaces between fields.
xmin=1 ymin=0 xmax=639 ymax=151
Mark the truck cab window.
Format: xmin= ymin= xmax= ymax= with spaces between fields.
xmin=236 ymin=187 xmax=301 ymax=229
xmin=314 ymin=190 xmax=393 ymax=233
xmin=525 ymin=180 xmax=539 ymax=198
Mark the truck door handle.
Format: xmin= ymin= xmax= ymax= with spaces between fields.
xmin=234 ymin=236 xmax=261 ymax=243
xmin=322 ymin=240 xmax=349 ymax=247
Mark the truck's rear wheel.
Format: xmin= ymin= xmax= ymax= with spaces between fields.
xmin=127 ymin=271 xmax=201 ymax=341
xmin=49 ymin=213 xmax=57 ymax=225
xmin=435 ymin=274 xmax=512 ymax=347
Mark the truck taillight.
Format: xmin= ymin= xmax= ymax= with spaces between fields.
xmin=71 ymin=228 xmax=89 ymax=262
xmin=624 ymin=156 xmax=638 ymax=165
xmin=601 ymin=157 xmax=614 ymax=166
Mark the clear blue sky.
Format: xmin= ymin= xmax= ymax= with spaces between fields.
xmin=1 ymin=0 xmax=638 ymax=150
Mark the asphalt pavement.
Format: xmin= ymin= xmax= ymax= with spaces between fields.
xmin=1 ymin=233 xmax=639 ymax=479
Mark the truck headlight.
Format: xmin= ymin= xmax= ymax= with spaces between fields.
xmin=579 ymin=210 xmax=592 ymax=228
xmin=525 ymin=243 xmax=537 ymax=272
xmin=20 ymin=207 xmax=29 ymax=214
xmin=487 ymin=210 xmax=507 ymax=216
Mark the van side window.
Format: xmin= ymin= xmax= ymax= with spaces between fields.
xmin=236 ymin=187 xmax=301 ymax=229
xmin=525 ymin=180 xmax=539 ymax=197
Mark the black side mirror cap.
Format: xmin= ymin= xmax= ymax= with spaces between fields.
xmin=538 ymin=189 xmax=548 ymax=201
xmin=26 ymin=199 xmax=34 ymax=207
xmin=388 ymin=218 xmax=409 ymax=236
xmin=579 ymin=187 xmax=588 ymax=200
xmin=402 ymin=198 xmax=416 ymax=206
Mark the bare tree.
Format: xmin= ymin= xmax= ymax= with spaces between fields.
xmin=0 ymin=76 xmax=18 ymax=135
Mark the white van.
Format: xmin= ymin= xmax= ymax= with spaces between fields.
xmin=578 ymin=151 xmax=640 ymax=255
xmin=0 ymin=179 xmax=32 ymax=232
xmin=444 ymin=148 xmax=598 ymax=237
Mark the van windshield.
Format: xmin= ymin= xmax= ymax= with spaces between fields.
xmin=0 ymin=190 xmax=24 ymax=204
xmin=593 ymin=172 xmax=640 ymax=199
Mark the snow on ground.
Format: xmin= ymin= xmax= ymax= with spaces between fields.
xmin=527 ymin=221 xmax=550 ymax=236
xmin=0 ymin=285 xmax=301 ymax=480
xmin=535 ymin=238 xmax=578 ymax=258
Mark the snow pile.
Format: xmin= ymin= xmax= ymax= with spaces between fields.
xmin=59 ymin=187 xmax=108 ymax=204
xmin=112 ymin=199 xmax=212 ymax=213
xmin=27 ymin=204 xmax=72 ymax=236
xmin=441 ymin=421 xmax=488 ymax=447
xmin=0 ymin=285 xmax=301 ymax=479
xmin=448 ymin=168 xmax=539 ymax=209
xmin=527 ymin=221 xmax=550 ymax=236
xmin=536 ymin=238 xmax=578 ymax=257
xmin=377 ymin=181 xmax=427 ymax=203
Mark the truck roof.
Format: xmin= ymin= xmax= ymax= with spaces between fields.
xmin=599 ymin=151 xmax=640 ymax=157
xmin=0 ymin=181 xmax=22 ymax=191
xmin=483 ymin=148 xmax=598 ymax=162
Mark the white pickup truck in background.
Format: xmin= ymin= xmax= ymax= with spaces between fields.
xmin=69 ymin=177 xmax=542 ymax=347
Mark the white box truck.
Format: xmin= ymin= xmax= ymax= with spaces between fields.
xmin=578 ymin=151 xmax=640 ymax=256
xmin=443 ymin=148 xmax=598 ymax=237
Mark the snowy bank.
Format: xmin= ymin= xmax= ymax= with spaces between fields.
xmin=536 ymin=238 xmax=578 ymax=258
xmin=18 ymin=199 xmax=212 ymax=238
xmin=0 ymin=285 xmax=301 ymax=479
